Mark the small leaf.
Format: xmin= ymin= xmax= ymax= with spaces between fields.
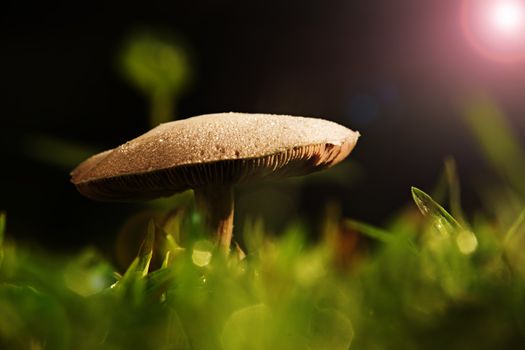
xmin=344 ymin=219 xmax=417 ymax=253
xmin=161 ymin=207 xmax=187 ymax=243
xmin=113 ymin=222 xmax=155 ymax=304
xmin=118 ymin=258 xmax=140 ymax=286
xmin=144 ymin=268 xmax=176 ymax=302
xmin=444 ymin=158 xmax=468 ymax=228
xmin=161 ymin=250 xmax=171 ymax=269
xmin=411 ymin=187 xmax=463 ymax=232
xmin=504 ymin=207 xmax=525 ymax=245
xmin=344 ymin=219 xmax=395 ymax=244
xmin=233 ymin=242 xmax=246 ymax=261
xmin=114 ymin=258 xmax=147 ymax=305
xmin=165 ymin=233 xmax=185 ymax=258
xmin=136 ymin=220 xmax=156 ymax=277
xmin=503 ymin=207 xmax=525 ymax=275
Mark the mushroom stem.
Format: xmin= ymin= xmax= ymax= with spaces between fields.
xmin=194 ymin=185 xmax=234 ymax=253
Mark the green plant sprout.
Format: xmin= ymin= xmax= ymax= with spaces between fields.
xmin=120 ymin=31 xmax=191 ymax=126
xmin=17 ymin=31 xmax=192 ymax=171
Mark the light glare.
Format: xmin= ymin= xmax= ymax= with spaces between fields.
xmin=490 ymin=1 xmax=525 ymax=34
xmin=462 ymin=0 xmax=525 ymax=62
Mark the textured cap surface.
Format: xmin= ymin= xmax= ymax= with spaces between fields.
xmin=71 ymin=112 xmax=359 ymax=201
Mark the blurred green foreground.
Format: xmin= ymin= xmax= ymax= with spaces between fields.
xmin=3 ymin=95 xmax=525 ymax=349
xmin=1 ymin=178 xmax=525 ymax=350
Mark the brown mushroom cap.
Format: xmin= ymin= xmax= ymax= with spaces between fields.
xmin=71 ymin=112 xmax=359 ymax=201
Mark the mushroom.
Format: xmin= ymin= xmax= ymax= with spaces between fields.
xmin=71 ymin=112 xmax=359 ymax=253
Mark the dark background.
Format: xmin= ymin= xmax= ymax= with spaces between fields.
xmin=1 ymin=0 xmax=525 ymax=251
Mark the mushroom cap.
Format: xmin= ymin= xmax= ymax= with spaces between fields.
xmin=71 ymin=112 xmax=359 ymax=201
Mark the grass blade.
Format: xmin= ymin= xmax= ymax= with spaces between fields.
xmin=344 ymin=218 xmax=418 ymax=253
xmin=504 ymin=207 xmax=525 ymax=245
xmin=0 ymin=212 xmax=5 ymax=248
xmin=344 ymin=219 xmax=395 ymax=244
xmin=113 ymin=221 xmax=156 ymax=304
xmin=0 ymin=212 xmax=5 ymax=266
xmin=445 ymin=158 xmax=468 ymax=228
xmin=411 ymin=187 xmax=463 ymax=232
xmin=463 ymin=95 xmax=525 ymax=196
xmin=136 ymin=221 xmax=156 ymax=277
xmin=21 ymin=133 xmax=99 ymax=169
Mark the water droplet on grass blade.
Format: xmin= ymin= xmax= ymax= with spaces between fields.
xmin=411 ymin=187 xmax=463 ymax=233
xmin=456 ymin=230 xmax=478 ymax=255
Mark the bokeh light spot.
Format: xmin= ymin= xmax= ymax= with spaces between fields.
xmin=192 ymin=240 xmax=214 ymax=267
xmin=456 ymin=230 xmax=478 ymax=255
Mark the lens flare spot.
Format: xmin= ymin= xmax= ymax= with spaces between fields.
xmin=490 ymin=1 xmax=525 ymax=34
xmin=462 ymin=0 xmax=525 ymax=62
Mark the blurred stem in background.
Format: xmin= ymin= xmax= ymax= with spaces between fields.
xmin=462 ymin=93 xmax=525 ymax=227
xmin=151 ymin=89 xmax=176 ymax=126
xmin=119 ymin=30 xmax=192 ymax=126
xmin=463 ymin=93 xmax=525 ymax=197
